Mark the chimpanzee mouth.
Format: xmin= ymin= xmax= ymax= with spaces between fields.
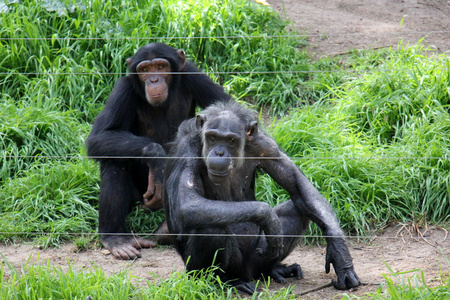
xmin=149 ymin=93 xmax=162 ymax=98
xmin=208 ymin=170 xmax=230 ymax=178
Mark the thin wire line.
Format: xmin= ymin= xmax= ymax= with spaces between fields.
xmin=2 ymin=30 xmax=450 ymax=41
xmin=4 ymin=155 xmax=450 ymax=160
xmin=0 ymin=70 xmax=327 ymax=76
xmin=0 ymin=231 xmax=432 ymax=240
xmin=3 ymin=66 xmax=449 ymax=76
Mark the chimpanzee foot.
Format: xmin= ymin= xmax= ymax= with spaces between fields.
xmin=229 ymin=279 xmax=257 ymax=295
xmin=270 ymin=263 xmax=303 ymax=284
xmin=102 ymin=236 xmax=156 ymax=260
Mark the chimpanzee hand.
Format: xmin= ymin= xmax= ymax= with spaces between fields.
xmin=142 ymin=169 xmax=164 ymax=211
xmin=141 ymin=144 xmax=166 ymax=211
xmin=256 ymin=207 xmax=283 ymax=259
xmin=256 ymin=235 xmax=283 ymax=259
xmin=142 ymin=143 xmax=166 ymax=158
xmin=325 ymin=237 xmax=360 ymax=289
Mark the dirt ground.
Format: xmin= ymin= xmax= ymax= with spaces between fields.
xmin=2 ymin=1 xmax=450 ymax=299
xmin=268 ymin=0 xmax=450 ymax=57
xmin=0 ymin=225 xmax=449 ymax=299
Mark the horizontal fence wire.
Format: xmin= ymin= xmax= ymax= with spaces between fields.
xmin=1 ymin=30 xmax=450 ymax=41
xmin=3 ymin=155 xmax=450 ymax=160
xmin=3 ymin=68 xmax=450 ymax=76
xmin=1 ymin=231 xmax=447 ymax=241
xmin=0 ymin=70 xmax=353 ymax=76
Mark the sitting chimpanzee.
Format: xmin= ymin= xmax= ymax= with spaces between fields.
xmin=164 ymin=101 xmax=360 ymax=294
xmin=86 ymin=43 xmax=231 ymax=260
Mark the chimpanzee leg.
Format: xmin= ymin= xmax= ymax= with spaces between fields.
xmin=255 ymin=200 xmax=308 ymax=283
xmin=251 ymin=201 xmax=308 ymax=255
xmin=274 ymin=200 xmax=309 ymax=282
xmin=98 ymin=161 xmax=134 ymax=234
xmin=181 ymin=228 xmax=243 ymax=271
xmin=180 ymin=227 xmax=257 ymax=294
xmin=274 ymin=200 xmax=309 ymax=258
xmin=98 ymin=161 xmax=156 ymax=259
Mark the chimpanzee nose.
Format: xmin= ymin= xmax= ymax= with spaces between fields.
xmin=215 ymin=150 xmax=224 ymax=156
xmin=150 ymin=76 xmax=159 ymax=83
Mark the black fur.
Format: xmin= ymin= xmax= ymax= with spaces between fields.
xmin=164 ymin=101 xmax=360 ymax=293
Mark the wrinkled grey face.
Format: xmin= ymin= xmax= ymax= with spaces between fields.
xmin=200 ymin=111 xmax=246 ymax=184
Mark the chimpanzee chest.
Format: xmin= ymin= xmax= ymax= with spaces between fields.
xmin=134 ymin=101 xmax=193 ymax=146
xmin=202 ymin=166 xmax=257 ymax=202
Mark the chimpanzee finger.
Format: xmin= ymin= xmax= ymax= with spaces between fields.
xmin=346 ymin=271 xmax=361 ymax=288
xmin=256 ymin=243 xmax=281 ymax=259
xmin=112 ymin=248 xmax=140 ymax=260
xmin=256 ymin=247 xmax=265 ymax=256
xmin=236 ymin=282 xmax=256 ymax=295
xmin=272 ymin=273 xmax=287 ymax=284
xmin=256 ymin=247 xmax=275 ymax=258
xmin=332 ymin=268 xmax=360 ymax=290
xmin=325 ymin=254 xmax=331 ymax=274
xmin=292 ymin=264 xmax=304 ymax=279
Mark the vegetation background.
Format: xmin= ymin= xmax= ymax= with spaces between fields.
xmin=0 ymin=0 xmax=449 ymax=299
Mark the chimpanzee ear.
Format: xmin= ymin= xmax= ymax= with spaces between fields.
xmin=246 ymin=121 xmax=258 ymax=141
xmin=177 ymin=49 xmax=186 ymax=70
xmin=196 ymin=114 xmax=207 ymax=130
xmin=126 ymin=56 xmax=134 ymax=66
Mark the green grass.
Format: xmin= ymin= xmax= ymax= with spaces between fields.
xmin=342 ymin=260 xmax=450 ymax=299
xmin=0 ymin=256 xmax=296 ymax=300
xmin=257 ymin=42 xmax=450 ymax=239
xmin=1 ymin=0 xmax=450 ymax=298
xmin=1 ymin=255 xmax=448 ymax=300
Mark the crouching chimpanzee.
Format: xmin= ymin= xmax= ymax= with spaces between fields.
xmin=163 ymin=101 xmax=360 ymax=294
xmin=86 ymin=43 xmax=231 ymax=260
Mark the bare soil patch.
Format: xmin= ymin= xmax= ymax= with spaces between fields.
xmin=268 ymin=0 xmax=450 ymax=57
xmin=1 ymin=1 xmax=450 ymax=298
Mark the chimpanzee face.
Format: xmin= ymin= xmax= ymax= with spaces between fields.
xmin=197 ymin=111 xmax=256 ymax=184
xmin=127 ymin=44 xmax=186 ymax=107
xmin=136 ymin=58 xmax=172 ymax=106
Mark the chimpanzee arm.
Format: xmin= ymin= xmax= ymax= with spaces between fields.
xmin=86 ymin=77 xmax=164 ymax=158
xmin=165 ymin=160 xmax=283 ymax=258
xmin=257 ymin=134 xmax=360 ymax=289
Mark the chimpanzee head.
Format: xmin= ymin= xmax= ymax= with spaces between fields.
xmin=127 ymin=43 xmax=186 ymax=107
xmin=196 ymin=102 xmax=258 ymax=184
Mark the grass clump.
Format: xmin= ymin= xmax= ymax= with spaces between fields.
xmin=342 ymin=260 xmax=450 ymax=299
xmin=0 ymin=256 xmax=296 ymax=300
xmin=0 ymin=159 xmax=99 ymax=246
xmin=338 ymin=44 xmax=450 ymax=144
xmin=0 ymin=257 xmax=136 ymax=299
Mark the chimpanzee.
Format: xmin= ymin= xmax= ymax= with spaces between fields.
xmin=85 ymin=43 xmax=232 ymax=260
xmin=163 ymin=101 xmax=360 ymax=294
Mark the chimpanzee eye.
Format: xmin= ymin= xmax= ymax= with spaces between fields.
xmin=141 ymin=67 xmax=149 ymax=72
xmin=229 ymin=137 xmax=235 ymax=144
